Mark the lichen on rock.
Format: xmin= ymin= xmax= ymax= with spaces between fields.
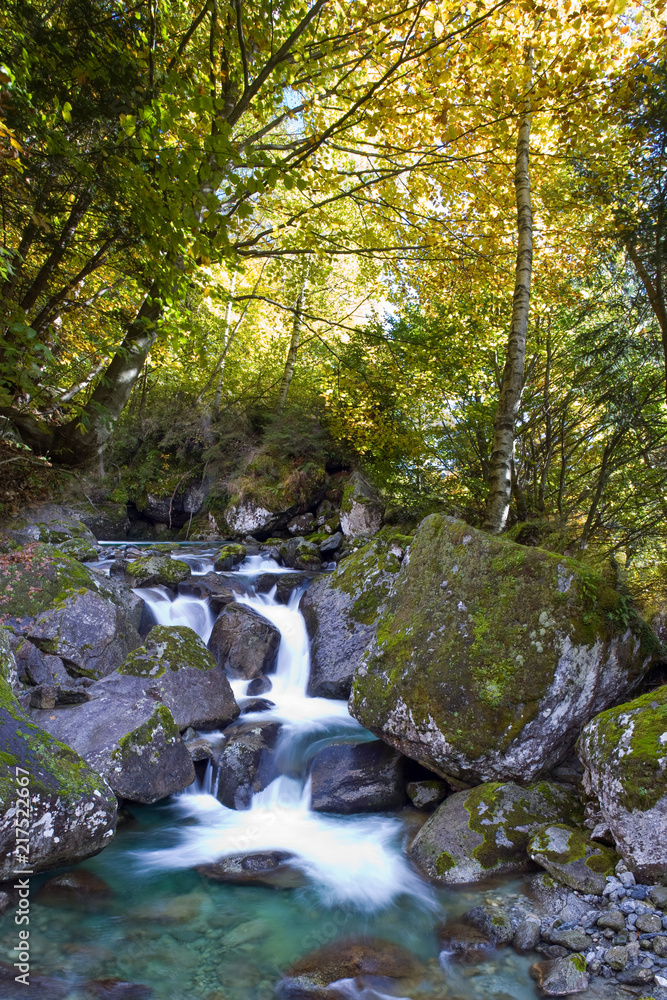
xmin=408 ymin=779 xmax=582 ymax=884
xmin=578 ymin=684 xmax=667 ymax=882
xmin=528 ymin=823 xmax=618 ymax=894
xmin=350 ymin=514 xmax=656 ymax=783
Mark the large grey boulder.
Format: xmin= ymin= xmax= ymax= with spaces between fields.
xmin=301 ymin=532 xmax=410 ymax=699
xmin=77 ymin=500 xmax=131 ymax=540
xmin=0 ymin=673 xmax=116 ymax=879
xmin=27 ymin=589 xmax=143 ymax=679
xmin=408 ymin=780 xmax=582 ymax=884
xmin=340 ymin=471 xmax=383 ymax=539
xmin=137 ymin=482 xmax=208 ymax=527
xmin=32 ymin=696 xmax=194 ymax=804
xmin=208 ymin=603 xmax=280 ymax=679
xmin=213 ymin=720 xmax=281 ymax=809
xmin=4 ymin=503 xmax=97 ymax=547
xmin=310 ymin=741 xmax=406 ymax=813
xmin=351 ymin=515 xmax=657 ymax=784
xmin=578 ymin=685 xmax=667 ymax=882
xmin=97 ymin=624 xmax=239 ymax=730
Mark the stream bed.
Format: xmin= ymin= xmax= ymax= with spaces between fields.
xmin=0 ymin=545 xmax=549 ymax=999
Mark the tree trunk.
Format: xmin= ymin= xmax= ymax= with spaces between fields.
xmin=50 ymin=281 xmax=161 ymax=463
xmin=625 ymin=241 xmax=667 ymax=401
xmin=276 ymin=273 xmax=307 ymax=415
xmin=483 ymin=51 xmax=534 ymax=534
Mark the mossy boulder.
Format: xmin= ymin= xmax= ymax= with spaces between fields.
xmin=279 ymin=536 xmax=322 ymax=571
xmin=56 ymin=537 xmax=99 ymax=562
xmin=301 ymin=532 xmax=410 ymax=699
xmin=77 ymin=500 xmax=131 ymax=540
xmin=0 ymin=542 xmax=108 ymax=627
xmin=125 ymin=554 xmax=191 ymax=588
xmin=32 ymin=693 xmax=194 ymax=804
xmin=528 ymin=823 xmax=618 ymax=895
xmin=350 ymin=515 xmax=656 ymax=784
xmin=5 ymin=504 xmax=97 ymax=547
xmin=407 ymin=780 xmax=582 ymax=884
xmin=214 ymin=543 xmax=247 ymax=571
xmin=529 ymin=954 xmax=589 ymax=995
xmin=27 ymin=589 xmax=143 ymax=679
xmin=0 ymin=675 xmax=117 ymax=878
xmin=340 ymin=471 xmax=383 ymax=539
xmin=100 ymin=625 xmax=239 ymax=730
xmin=578 ymin=685 xmax=667 ymax=882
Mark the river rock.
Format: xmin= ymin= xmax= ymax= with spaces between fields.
xmin=125 ymin=554 xmax=191 ymax=588
xmin=281 ymin=936 xmax=423 ymax=993
xmin=340 ymin=471 xmax=383 ymax=539
xmin=530 ymin=954 xmax=589 ymax=995
xmin=214 ymin=543 xmax=246 ymax=571
xmin=27 ymin=589 xmax=143 ymax=679
xmin=5 ymin=503 xmax=97 ymax=547
xmin=82 ymin=978 xmax=153 ymax=999
xmin=0 ymin=674 xmax=117 ymax=879
xmin=408 ymin=780 xmax=581 ymax=884
xmin=37 ymin=870 xmax=112 ymax=909
xmin=137 ymin=482 xmax=208 ymax=528
xmin=287 ymin=513 xmax=315 ymax=535
xmin=225 ymin=499 xmax=278 ymax=536
xmin=97 ymin=625 xmax=239 ymax=730
xmin=213 ymin=720 xmax=281 ymax=809
xmin=301 ymin=532 xmax=409 ymax=698
xmin=310 ymin=741 xmax=407 ymax=813
xmin=438 ymin=922 xmax=493 ymax=962
xmin=198 ymin=851 xmax=305 ymax=888
xmin=463 ymin=903 xmax=514 ymax=945
xmin=578 ymin=685 xmax=667 ymax=882
xmin=208 ymin=603 xmax=280 ymax=678
xmin=254 ymin=572 xmax=310 ymax=604
xmin=406 ymin=779 xmax=447 ymax=810
xmin=528 ymin=823 xmax=618 ymax=894
xmin=279 ymin=537 xmax=322 ymax=571
xmin=32 ymin=697 xmax=194 ymax=804
xmin=78 ymin=501 xmax=131 ymax=540
xmin=247 ymin=675 xmax=272 ymax=695
xmin=350 ymin=515 xmax=656 ymax=784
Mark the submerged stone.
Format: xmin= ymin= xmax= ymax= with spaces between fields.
xmin=350 ymin=515 xmax=656 ymax=784
xmin=310 ymin=740 xmax=407 ymax=814
xmin=408 ymin=780 xmax=581 ymax=884
xmin=198 ymin=851 xmax=306 ymax=888
xmin=578 ymin=685 xmax=667 ymax=883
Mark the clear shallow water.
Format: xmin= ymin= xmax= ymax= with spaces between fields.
xmin=1 ymin=545 xmax=547 ymax=999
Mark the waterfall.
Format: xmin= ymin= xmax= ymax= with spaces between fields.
xmin=133 ymin=560 xmax=433 ymax=912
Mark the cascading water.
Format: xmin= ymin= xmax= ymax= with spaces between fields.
xmin=142 ymin=581 xmax=431 ymax=912
xmin=7 ymin=545 xmax=544 ymax=1000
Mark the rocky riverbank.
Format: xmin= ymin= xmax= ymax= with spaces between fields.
xmin=0 ymin=500 xmax=665 ymax=999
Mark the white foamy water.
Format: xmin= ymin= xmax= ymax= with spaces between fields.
xmin=135 ymin=586 xmax=215 ymax=643
xmin=135 ymin=561 xmax=433 ymax=912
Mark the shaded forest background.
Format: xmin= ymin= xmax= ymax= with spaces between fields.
xmin=1 ymin=0 xmax=667 ymax=603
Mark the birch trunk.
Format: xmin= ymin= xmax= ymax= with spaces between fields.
xmin=483 ymin=52 xmax=534 ymax=534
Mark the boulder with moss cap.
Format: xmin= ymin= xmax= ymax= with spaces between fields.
xmin=528 ymin=823 xmax=618 ymax=894
xmin=578 ymin=685 xmax=667 ymax=883
xmin=0 ymin=668 xmax=116 ymax=879
xmin=350 ymin=515 xmax=657 ymax=784
xmin=408 ymin=780 xmax=582 ymax=884
xmin=340 ymin=471 xmax=383 ymax=539
xmin=32 ymin=694 xmax=194 ymax=803
xmin=95 ymin=624 xmax=239 ymax=730
xmin=125 ymin=554 xmax=191 ymax=588
xmin=301 ymin=531 xmax=411 ymax=698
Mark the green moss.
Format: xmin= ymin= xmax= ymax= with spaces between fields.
xmin=111 ymin=704 xmax=178 ymax=763
xmin=126 ymin=555 xmax=190 ymax=586
xmin=0 ymin=543 xmax=104 ymax=621
xmin=119 ymin=625 xmax=215 ymax=677
xmin=580 ymin=685 xmax=667 ymax=813
xmin=352 ymin=516 xmax=654 ymax=772
xmin=435 ymin=851 xmax=455 ymax=876
xmin=571 ymin=954 xmax=587 ymax=973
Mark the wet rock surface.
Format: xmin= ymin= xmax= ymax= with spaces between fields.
xmin=213 ymin=720 xmax=282 ymax=809
xmin=198 ymin=851 xmax=306 ymax=888
xmin=310 ymin=740 xmax=407 ymax=813
xmin=207 ymin=602 xmax=280 ymax=678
